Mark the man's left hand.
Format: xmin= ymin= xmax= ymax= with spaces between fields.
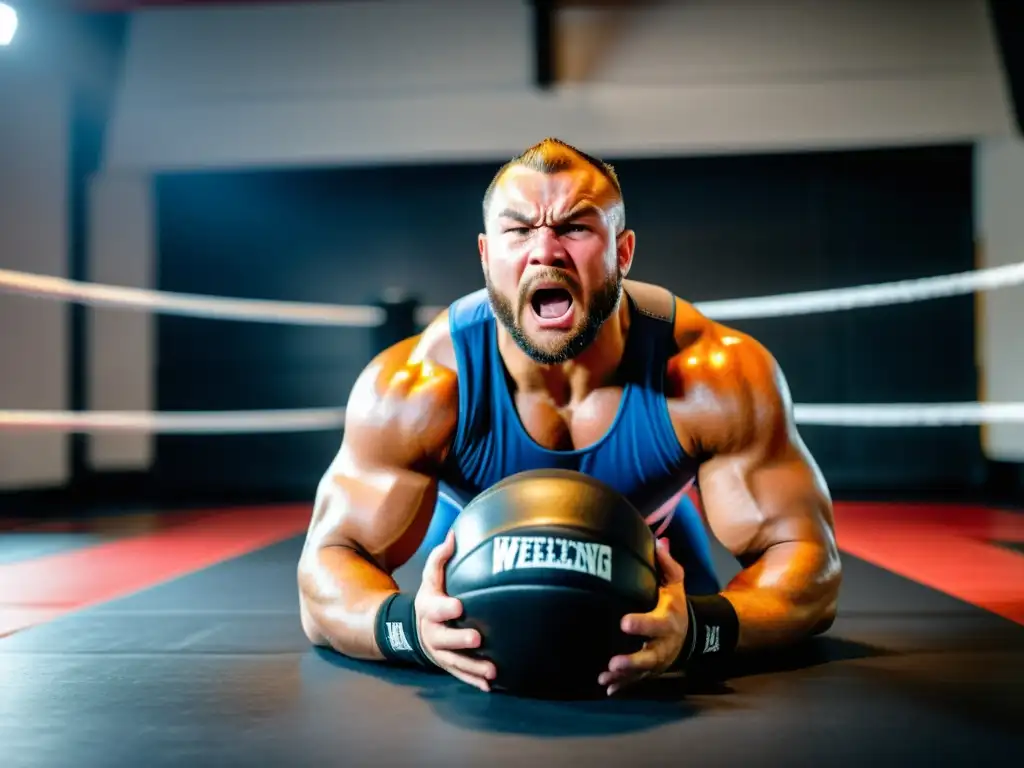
xmin=599 ymin=537 xmax=689 ymax=696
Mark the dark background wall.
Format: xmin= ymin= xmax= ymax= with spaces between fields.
xmin=152 ymin=144 xmax=981 ymax=501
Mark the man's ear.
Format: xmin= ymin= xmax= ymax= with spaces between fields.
xmin=478 ymin=233 xmax=489 ymax=270
xmin=616 ymin=229 xmax=636 ymax=277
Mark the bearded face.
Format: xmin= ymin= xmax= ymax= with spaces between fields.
xmin=480 ymin=164 xmax=628 ymax=364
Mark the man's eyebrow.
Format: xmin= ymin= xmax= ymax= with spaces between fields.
xmin=561 ymin=203 xmax=603 ymax=223
xmin=496 ymin=208 xmax=534 ymax=226
xmin=496 ymin=204 xmax=603 ymax=227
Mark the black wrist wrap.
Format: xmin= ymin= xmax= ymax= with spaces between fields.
xmin=374 ymin=592 xmax=434 ymax=668
xmin=672 ymin=594 xmax=740 ymax=673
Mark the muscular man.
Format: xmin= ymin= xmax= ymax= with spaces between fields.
xmin=298 ymin=138 xmax=841 ymax=695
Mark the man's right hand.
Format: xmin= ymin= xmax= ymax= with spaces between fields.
xmin=415 ymin=530 xmax=497 ymax=692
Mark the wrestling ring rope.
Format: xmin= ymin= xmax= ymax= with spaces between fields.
xmin=1 ymin=262 xmax=1022 ymax=432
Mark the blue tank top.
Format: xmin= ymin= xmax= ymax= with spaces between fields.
xmin=439 ymin=284 xmax=699 ymax=516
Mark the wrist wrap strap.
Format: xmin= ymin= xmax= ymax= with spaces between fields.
xmin=374 ymin=592 xmax=434 ymax=668
xmin=672 ymin=594 xmax=740 ymax=673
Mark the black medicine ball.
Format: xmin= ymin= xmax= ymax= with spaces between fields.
xmin=445 ymin=469 xmax=659 ymax=698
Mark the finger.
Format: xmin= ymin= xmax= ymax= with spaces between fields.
xmin=432 ymin=649 xmax=497 ymax=685
xmin=600 ymin=670 xmax=644 ymax=694
xmin=620 ymin=609 xmax=673 ymax=638
xmin=417 ymin=594 xmax=464 ymax=623
xmin=607 ymin=676 xmax=644 ymax=697
xmin=599 ymin=668 xmax=628 ymax=687
xmin=421 ymin=530 xmax=456 ymax=591
xmin=608 ymin=643 xmax=665 ymax=676
xmin=422 ymin=622 xmax=481 ymax=652
xmin=620 ymin=587 xmax=675 ymax=637
xmin=449 ymin=667 xmax=491 ymax=693
xmin=654 ymin=537 xmax=685 ymax=585
xmin=600 ymin=665 xmax=654 ymax=695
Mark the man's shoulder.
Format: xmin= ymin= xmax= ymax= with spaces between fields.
xmin=413 ymin=309 xmax=462 ymax=376
xmin=665 ymin=296 xmax=781 ymax=401
xmin=357 ymin=284 xmax=496 ymax=408
xmin=660 ymin=298 xmax=790 ymax=457
xmin=343 ymin=316 xmax=460 ymax=464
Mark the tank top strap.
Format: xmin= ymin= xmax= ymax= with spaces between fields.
xmin=446 ymin=289 xmax=495 ymax=461
xmin=619 ymin=281 xmax=679 ymax=390
xmin=622 ymin=279 xmax=676 ymax=325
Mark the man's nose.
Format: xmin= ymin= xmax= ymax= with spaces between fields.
xmin=527 ymin=227 xmax=568 ymax=268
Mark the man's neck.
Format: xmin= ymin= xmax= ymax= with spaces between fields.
xmin=498 ymin=300 xmax=632 ymax=407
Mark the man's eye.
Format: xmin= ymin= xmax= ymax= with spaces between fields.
xmin=556 ymin=224 xmax=589 ymax=235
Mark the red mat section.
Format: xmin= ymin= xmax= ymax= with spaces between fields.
xmin=0 ymin=505 xmax=310 ymax=637
xmin=3 ymin=500 xmax=1022 ymax=638
xmin=834 ymin=502 xmax=1024 ymax=626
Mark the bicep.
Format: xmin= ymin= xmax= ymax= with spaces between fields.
xmin=698 ymin=432 xmax=833 ymax=562
xmin=307 ymin=445 xmax=441 ymax=573
xmin=694 ymin=349 xmax=835 ymax=562
xmin=302 ymin=336 xmax=458 ymax=573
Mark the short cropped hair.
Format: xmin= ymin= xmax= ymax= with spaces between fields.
xmin=481 ymin=138 xmax=625 ymax=233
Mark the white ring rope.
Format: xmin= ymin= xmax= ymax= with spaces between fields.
xmin=2 ymin=262 xmax=1022 ymax=434
xmin=0 ymin=408 xmax=348 ymax=434
xmin=695 ymin=261 xmax=1024 ymax=321
xmin=1 ymin=402 xmax=1023 ymax=433
xmin=0 ymin=269 xmax=385 ymax=327
xmin=793 ymin=402 xmax=1024 ymax=427
xmin=2 ymin=260 xmax=1023 ymax=327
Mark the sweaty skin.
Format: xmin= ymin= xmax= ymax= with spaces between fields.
xmin=298 ymin=151 xmax=841 ymax=688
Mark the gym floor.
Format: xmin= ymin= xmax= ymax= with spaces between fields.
xmin=2 ymin=500 xmax=1022 ymax=766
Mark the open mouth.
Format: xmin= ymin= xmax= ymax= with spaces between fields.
xmin=530 ymin=287 xmax=574 ymax=322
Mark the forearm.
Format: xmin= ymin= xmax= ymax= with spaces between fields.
xmin=720 ymin=540 xmax=841 ymax=652
xmin=298 ymin=545 xmax=399 ymax=660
